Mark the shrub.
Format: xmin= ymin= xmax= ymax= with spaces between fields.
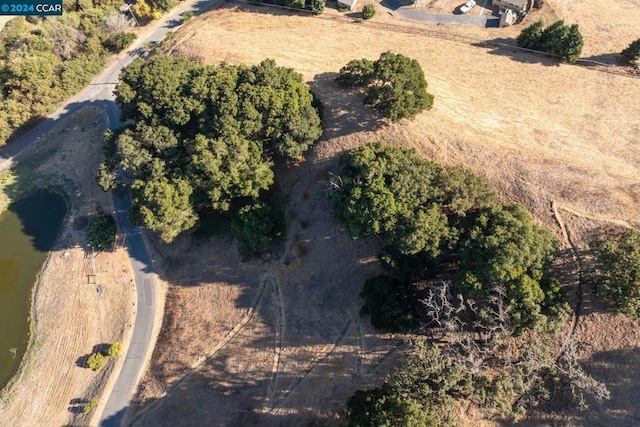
xmin=107 ymin=32 xmax=137 ymax=52
xmin=516 ymin=20 xmax=583 ymax=63
xmin=362 ymin=4 xmax=375 ymax=19
xmin=231 ymin=201 xmax=285 ymax=253
xmin=182 ymin=10 xmax=194 ymax=22
xmin=86 ymin=213 xmax=117 ymax=252
xmin=621 ymin=39 xmax=640 ymax=64
xmin=309 ymin=0 xmax=325 ymax=14
xmin=336 ymin=52 xmax=434 ymax=121
xmin=87 ymin=352 xmax=107 ymax=370
xmin=588 ymin=229 xmax=640 ymax=319
xmin=106 ymin=342 xmax=123 ymax=357
xmin=82 ymin=398 xmax=98 ymax=414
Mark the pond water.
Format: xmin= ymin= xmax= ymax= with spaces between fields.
xmin=0 ymin=191 xmax=67 ymax=391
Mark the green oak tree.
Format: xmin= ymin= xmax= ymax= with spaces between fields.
xmin=621 ymin=39 xmax=640 ymax=64
xmin=86 ymin=213 xmax=116 ymax=252
xmin=102 ymin=56 xmax=321 ymax=242
xmin=336 ymin=52 xmax=434 ymax=121
xmin=588 ymin=229 xmax=640 ymax=319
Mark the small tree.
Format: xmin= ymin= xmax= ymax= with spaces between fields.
xmin=516 ymin=20 xmax=583 ymax=63
xmin=106 ymin=342 xmax=123 ymax=357
xmin=83 ymin=398 xmax=98 ymax=414
xmin=588 ymin=229 xmax=640 ymax=319
xmin=106 ymin=32 xmax=137 ymax=52
xmin=621 ymin=39 xmax=640 ymax=65
xmin=362 ymin=4 xmax=375 ymax=19
xmin=540 ymin=21 xmax=583 ymax=63
xmin=309 ymin=0 xmax=325 ymax=14
xmin=336 ymin=52 xmax=434 ymax=121
xmin=87 ymin=352 xmax=107 ymax=371
xmin=516 ymin=20 xmax=545 ymax=50
xmin=86 ymin=213 xmax=117 ymax=252
xmin=231 ymin=201 xmax=284 ymax=253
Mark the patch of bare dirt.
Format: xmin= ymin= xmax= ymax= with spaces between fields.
xmin=0 ymin=108 xmax=136 ymax=426
xmin=130 ymin=4 xmax=640 ymax=426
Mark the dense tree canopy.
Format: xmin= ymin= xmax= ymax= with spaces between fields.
xmin=347 ymin=335 xmax=609 ymax=426
xmin=101 ymin=56 xmax=321 ymax=242
xmin=516 ymin=20 xmax=584 ymax=63
xmin=588 ymin=229 xmax=640 ymax=319
xmin=336 ymin=52 xmax=434 ymax=121
xmin=0 ymin=11 xmax=137 ymax=145
xmin=331 ymin=142 xmax=568 ymax=332
xmin=331 ymin=141 xmax=494 ymax=257
xmin=457 ymin=204 xmax=564 ymax=329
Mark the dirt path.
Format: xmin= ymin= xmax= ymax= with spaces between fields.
xmin=129 ymin=4 xmax=639 ymax=425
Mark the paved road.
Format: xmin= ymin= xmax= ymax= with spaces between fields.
xmin=381 ymin=0 xmax=498 ymax=26
xmin=0 ymin=1 xmax=217 ymax=426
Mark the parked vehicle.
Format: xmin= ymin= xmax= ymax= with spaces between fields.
xmin=460 ymin=0 xmax=476 ymax=13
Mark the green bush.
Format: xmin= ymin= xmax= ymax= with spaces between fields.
xmin=182 ymin=10 xmax=194 ymax=22
xmin=516 ymin=20 xmax=583 ymax=63
xmin=621 ymin=38 xmax=640 ymax=64
xmin=86 ymin=213 xmax=117 ymax=252
xmin=589 ymin=229 xmax=640 ymax=319
xmin=362 ymin=4 xmax=375 ymax=19
xmin=336 ymin=52 xmax=434 ymax=121
xmin=360 ymin=275 xmax=417 ymax=331
xmin=107 ymin=32 xmax=137 ymax=52
xmin=87 ymin=352 xmax=106 ymax=370
xmin=231 ymin=201 xmax=285 ymax=253
xmin=82 ymin=397 xmax=98 ymax=414
xmin=309 ymin=0 xmax=325 ymax=14
xmin=106 ymin=342 xmax=123 ymax=357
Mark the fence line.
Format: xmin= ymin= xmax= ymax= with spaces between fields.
xmin=230 ymin=0 xmax=640 ymax=80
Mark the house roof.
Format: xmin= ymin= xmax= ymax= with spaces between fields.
xmin=498 ymin=0 xmax=527 ymax=8
xmin=338 ymin=0 xmax=359 ymax=9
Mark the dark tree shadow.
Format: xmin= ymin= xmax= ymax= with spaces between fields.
xmin=308 ymin=72 xmax=386 ymax=140
xmin=472 ymin=38 xmax=562 ymax=66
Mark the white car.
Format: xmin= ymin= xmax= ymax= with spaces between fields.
xmin=460 ymin=0 xmax=476 ymax=13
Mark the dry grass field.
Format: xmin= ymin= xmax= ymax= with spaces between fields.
xmin=0 ymin=108 xmax=136 ymax=426
xmin=127 ymin=2 xmax=640 ymax=426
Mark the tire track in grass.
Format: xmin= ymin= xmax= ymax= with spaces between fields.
xmin=551 ymin=200 xmax=583 ymax=335
xmin=264 ymin=273 xmax=284 ymax=410
xmin=131 ymin=274 xmax=270 ymax=423
xmin=270 ymin=319 xmax=353 ymax=411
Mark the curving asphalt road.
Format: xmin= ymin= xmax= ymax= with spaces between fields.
xmin=0 ymin=1 xmax=218 ymax=426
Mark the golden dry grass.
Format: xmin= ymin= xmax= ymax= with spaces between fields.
xmin=0 ymin=108 xmax=136 ymax=426
xmin=131 ymin=3 xmax=640 ymax=425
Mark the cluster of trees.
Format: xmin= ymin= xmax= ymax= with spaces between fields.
xmin=249 ymin=0 xmax=326 ymax=14
xmin=347 ymin=337 xmax=609 ymax=426
xmin=330 ymin=142 xmax=569 ymax=333
xmin=99 ymin=55 xmax=321 ymax=247
xmin=132 ymin=0 xmax=180 ymax=20
xmin=516 ymin=20 xmax=584 ymax=63
xmin=588 ymin=229 xmax=640 ymax=319
xmin=86 ymin=212 xmax=116 ymax=251
xmin=336 ymin=52 xmax=434 ymax=121
xmin=86 ymin=342 xmax=122 ymax=371
xmin=0 ymin=7 xmax=137 ymax=145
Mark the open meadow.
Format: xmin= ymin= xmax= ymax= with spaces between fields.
xmin=126 ymin=3 xmax=640 ymax=425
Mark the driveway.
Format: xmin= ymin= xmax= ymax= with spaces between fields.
xmin=381 ymin=0 xmax=498 ymax=26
